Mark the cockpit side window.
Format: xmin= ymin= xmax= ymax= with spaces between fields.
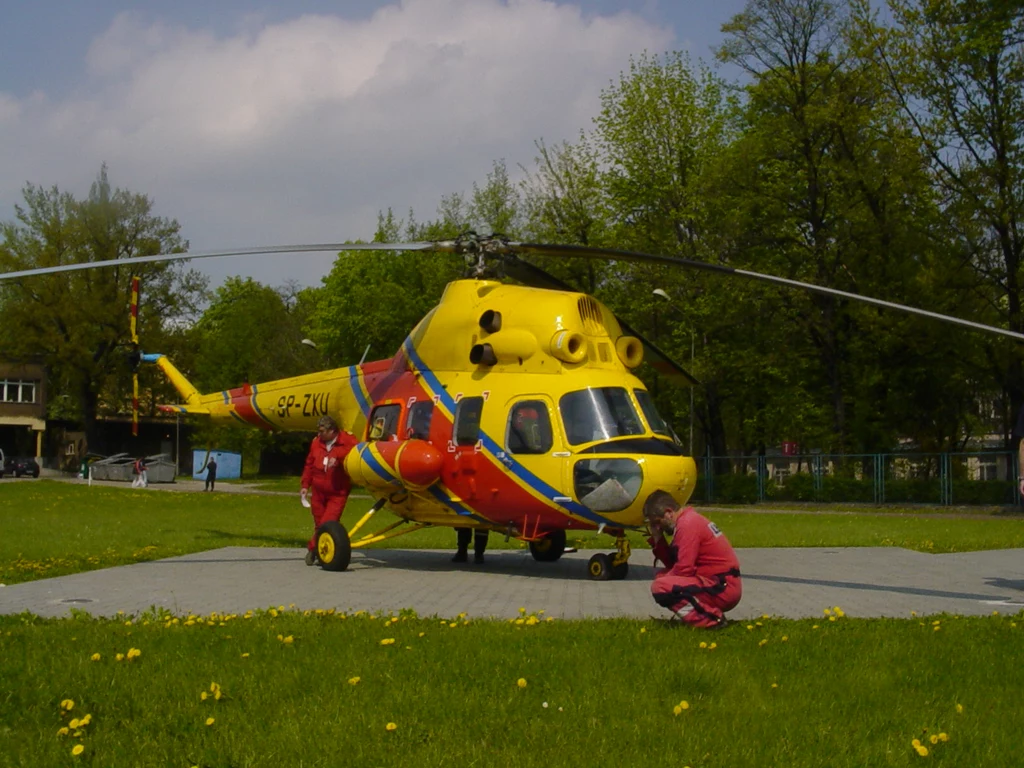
xmin=506 ymin=400 xmax=553 ymax=455
xmin=559 ymin=387 xmax=644 ymax=446
xmin=406 ymin=401 xmax=434 ymax=440
xmin=368 ymin=403 xmax=401 ymax=441
xmin=634 ymin=388 xmax=671 ymax=437
xmin=453 ymin=396 xmax=485 ymax=446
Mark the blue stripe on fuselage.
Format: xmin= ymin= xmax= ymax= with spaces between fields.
xmin=347 ymin=365 xmax=371 ymax=416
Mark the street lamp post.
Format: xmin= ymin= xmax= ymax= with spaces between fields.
xmin=653 ymin=289 xmax=696 ymax=456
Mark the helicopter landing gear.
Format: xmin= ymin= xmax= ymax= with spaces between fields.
xmin=316 ymin=520 xmax=352 ymax=572
xmin=587 ymin=534 xmax=630 ymax=581
xmin=529 ymin=529 xmax=567 ymax=562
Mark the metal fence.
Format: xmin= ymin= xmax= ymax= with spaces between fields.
xmin=694 ymin=451 xmax=1020 ymax=506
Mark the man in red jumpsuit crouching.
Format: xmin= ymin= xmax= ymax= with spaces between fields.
xmin=300 ymin=415 xmax=358 ymax=566
xmin=643 ymin=490 xmax=742 ymax=628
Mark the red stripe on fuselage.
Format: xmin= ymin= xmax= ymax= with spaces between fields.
xmin=227 ymin=386 xmax=273 ymax=429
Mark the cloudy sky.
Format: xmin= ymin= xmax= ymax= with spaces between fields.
xmin=2 ymin=0 xmax=749 ymax=287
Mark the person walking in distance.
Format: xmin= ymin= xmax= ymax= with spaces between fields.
xmin=203 ymin=455 xmax=218 ymax=491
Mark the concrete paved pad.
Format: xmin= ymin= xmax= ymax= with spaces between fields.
xmin=2 ymin=546 xmax=1022 ymax=620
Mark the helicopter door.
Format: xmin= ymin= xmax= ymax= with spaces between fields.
xmin=447 ymin=396 xmax=485 ymax=501
xmin=503 ymin=397 xmax=563 ymax=492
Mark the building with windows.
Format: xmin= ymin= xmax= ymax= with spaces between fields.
xmin=0 ymin=360 xmax=47 ymax=459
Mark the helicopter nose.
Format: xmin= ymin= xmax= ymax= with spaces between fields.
xmin=572 ymin=452 xmax=697 ymax=527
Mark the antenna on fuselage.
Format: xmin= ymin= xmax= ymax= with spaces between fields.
xmin=359 ymin=344 xmax=371 ymax=365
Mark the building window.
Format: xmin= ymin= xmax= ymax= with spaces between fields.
xmin=1 ymin=380 xmax=38 ymax=404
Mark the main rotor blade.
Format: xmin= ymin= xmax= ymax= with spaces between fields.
xmin=510 ymin=243 xmax=1024 ymax=343
xmin=0 ymin=242 xmax=438 ymax=282
xmin=502 ymin=257 xmax=701 ymax=386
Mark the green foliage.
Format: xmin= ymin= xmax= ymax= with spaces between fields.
xmin=0 ymin=166 xmax=207 ymax=450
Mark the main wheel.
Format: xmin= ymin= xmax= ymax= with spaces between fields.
xmin=587 ymin=553 xmax=612 ymax=581
xmin=610 ymin=560 xmax=629 ymax=580
xmin=529 ymin=530 xmax=567 ymax=562
xmin=316 ymin=520 xmax=352 ymax=572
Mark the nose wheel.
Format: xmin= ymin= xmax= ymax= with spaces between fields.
xmin=587 ymin=534 xmax=630 ymax=580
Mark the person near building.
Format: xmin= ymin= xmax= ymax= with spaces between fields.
xmin=203 ymin=456 xmax=218 ymax=492
xmin=300 ymin=415 xmax=358 ymax=566
xmin=132 ymin=458 xmax=148 ymax=488
xmin=643 ymin=490 xmax=742 ymax=628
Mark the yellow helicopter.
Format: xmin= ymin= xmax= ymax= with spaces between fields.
xmin=3 ymin=235 xmax=1021 ymax=579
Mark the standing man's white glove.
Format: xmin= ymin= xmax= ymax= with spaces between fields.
xmin=300 ymin=487 xmax=311 ymax=508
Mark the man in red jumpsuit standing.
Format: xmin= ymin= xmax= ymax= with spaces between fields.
xmin=643 ymin=490 xmax=742 ymax=628
xmin=300 ymin=415 xmax=358 ymax=566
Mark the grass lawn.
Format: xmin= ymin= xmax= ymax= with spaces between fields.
xmin=1 ymin=608 xmax=1021 ymax=767
xmin=2 ymin=481 xmax=1024 ymax=586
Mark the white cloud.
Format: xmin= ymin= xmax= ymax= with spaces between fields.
xmin=0 ymin=0 xmax=673 ymax=286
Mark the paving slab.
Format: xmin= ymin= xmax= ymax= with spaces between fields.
xmin=2 ymin=546 xmax=1022 ymax=621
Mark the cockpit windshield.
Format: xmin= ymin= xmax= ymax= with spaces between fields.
xmin=634 ymin=388 xmax=671 ymax=437
xmin=559 ymin=387 xmax=644 ymax=446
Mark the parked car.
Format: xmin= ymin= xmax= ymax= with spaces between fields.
xmin=4 ymin=456 xmax=40 ymax=478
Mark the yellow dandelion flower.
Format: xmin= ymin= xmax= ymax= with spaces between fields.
xmin=518 ymin=607 xmax=526 ymax=614
xmin=205 ymin=717 xmax=215 ymax=726
xmin=418 ymin=632 xmax=425 ymax=637
xmin=69 ymin=719 xmax=80 ymax=729
xmin=699 ymin=642 xmax=707 ymax=649
xmin=992 ymin=610 xmax=999 ymax=616
xmin=517 ymin=678 xmax=528 ymax=689
xmin=515 ymin=618 xmax=525 ymax=625
xmin=80 ymin=715 xmax=91 ymax=726
xmin=915 ymin=745 xmax=928 ymax=757
xmin=912 ymin=739 xmax=921 ymax=748
xmin=771 ymin=683 xmax=778 ymax=689
xmin=673 ymin=705 xmax=682 ymax=716
xmin=781 ymin=636 xmax=789 ymax=642
xmin=938 ymin=733 xmax=949 ymax=742
xmin=911 ymin=610 xmax=917 ymax=616
xmin=57 ymin=727 xmax=69 ymax=736
xmin=90 ymin=653 xmax=101 ymax=662
xmin=349 ymin=677 xmax=361 ymax=685
xmin=210 ymin=683 xmax=219 ymax=692
xmin=115 ymin=653 xmax=124 ymax=662
xmin=241 ymin=653 xmax=250 ymax=659
xmin=956 ymin=703 xmax=964 ymax=714
xmin=525 ymin=617 xmax=538 ymax=626
xmin=758 ymin=639 xmax=768 ymax=647
xmin=71 ymin=744 xmax=84 ymax=756
xmin=679 ymin=700 xmax=690 ymax=710
xmin=933 ymin=626 xmax=941 ymax=631
xmin=746 ymin=624 xmax=754 ymax=631
xmin=127 ymin=648 xmax=141 ymax=660
xmin=60 ymin=699 xmax=75 ymax=711
xmin=380 ymin=638 xmax=395 ymax=645
xmin=812 ymin=625 xmax=819 ymax=630
xmin=929 ymin=735 xmax=939 ymax=745
xmin=755 ymin=621 xmax=763 ymax=627
xmin=283 ymin=635 xmax=294 ymax=644
xmin=708 ymin=642 xmax=717 ymax=650
xmin=823 ymin=608 xmax=832 ymax=616
xmin=386 ymin=722 xmax=398 ymax=731
xmin=640 ymin=628 xmax=647 ymax=634
xmin=200 ymin=692 xmax=208 ymax=701
xmin=214 ymin=690 xmax=222 ymax=701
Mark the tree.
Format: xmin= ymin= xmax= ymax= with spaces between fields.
xmin=0 ymin=167 xmax=207 ymax=452
xmin=858 ymin=0 xmax=1024 ymax=437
